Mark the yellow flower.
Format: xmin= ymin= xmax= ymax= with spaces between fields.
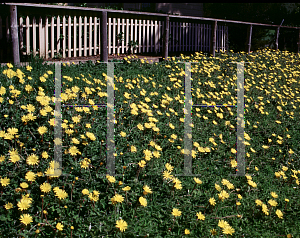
xmin=82 ymin=189 xmax=89 ymax=195
xmin=56 ymin=222 xmax=64 ymax=231
xmin=68 ymin=146 xmax=81 ymax=156
xmin=268 ymin=199 xmax=278 ymax=207
xmin=80 ymin=158 xmax=90 ymax=169
xmin=25 ymin=171 xmax=36 ymax=182
xmin=139 ymin=197 xmax=147 ymax=207
xmin=165 ymin=163 xmax=174 ymax=172
xmin=210 ymin=229 xmax=217 ymax=235
xmin=215 ymin=183 xmax=222 ymax=192
xmin=54 ymin=188 xmax=68 ymax=200
xmin=209 ymin=197 xmax=216 ymax=206
xmin=262 ymin=204 xmax=269 ymax=215
xmin=143 ymin=185 xmax=152 ymax=194
xmin=20 ymin=182 xmax=28 ymax=189
xmin=218 ymin=220 xmax=229 ymax=229
xmin=138 ymin=160 xmax=146 ymax=168
xmin=122 ymin=186 xmax=131 ymax=191
xmin=40 ymin=182 xmax=51 ymax=193
xmin=231 ymin=148 xmax=237 ymax=154
xmin=131 ymin=145 xmax=137 ymax=153
xmin=276 ymin=209 xmax=283 ymax=219
xmin=137 ymin=123 xmax=144 ymax=130
xmin=7 ymin=127 xmax=18 ymax=135
xmin=26 ymin=154 xmax=39 ymax=165
xmin=231 ymin=160 xmax=237 ymax=167
xmin=106 ymin=175 xmax=116 ymax=183
xmin=120 ymin=131 xmax=126 ymax=137
xmin=1 ymin=177 xmax=10 ymax=187
xmin=222 ymin=225 xmax=235 ymax=235
xmin=4 ymin=202 xmax=13 ymax=210
xmin=185 ymin=229 xmax=190 ymax=234
xmin=163 ymin=170 xmax=174 ymax=180
xmin=248 ymin=180 xmax=257 ymax=188
xmin=271 ymin=192 xmax=278 ymax=198
xmin=218 ymin=190 xmax=230 ymax=201
xmin=174 ymin=182 xmax=182 ymax=190
xmin=20 ymin=214 xmax=33 ymax=225
xmin=111 ymin=194 xmax=124 ymax=204
xmin=17 ymin=198 xmax=32 ymax=211
xmin=172 ymin=208 xmax=182 ymax=217
xmin=7 ymin=63 xmax=13 ymax=68
xmin=38 ymin=126 xmax=47 ymax=135
xmin=194 ymin=177 xmax=202 ymax=184
xmin=196 ymin=211 xmax=205 ymax=220
xmin=115 ymin=219 xmax=128 ymax=232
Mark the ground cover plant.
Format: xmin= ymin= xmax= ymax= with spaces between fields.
xmin=0 ymin=48 xmax=299 ymax=237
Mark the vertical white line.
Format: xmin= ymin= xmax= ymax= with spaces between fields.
xmin=184 ymin=62 xmax=192 ymax=175
xmin=53 ymin=62 xmax=62 ymax=177
xmin=236 ymin=62 xmax=245 ymax=176
xmin=106 ymin=62 xmax=115 ymax=176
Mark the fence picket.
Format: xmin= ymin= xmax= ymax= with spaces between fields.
xmin=79 ymin=16 xmax=82 ymax=57
xmin=84 ymin=16 xmax=87 ymax=56
xmin=1 ymin=12 xmax=229 ymax=61
xmin=74 ymin=16 xmax=77 ymax=57
xmin=57 ymin=16 xmax=60 ymax=57
xmin=117 ymin=18 xmax=120 ymax=54
xmin=121 ymin=18 xmax=125 ymax=54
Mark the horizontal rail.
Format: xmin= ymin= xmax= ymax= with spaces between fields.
xmin=2 ymin=2 xmax=300 ymax=29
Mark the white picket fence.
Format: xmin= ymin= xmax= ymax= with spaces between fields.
xmin=0 ymin=14 xmax=228 ymax=60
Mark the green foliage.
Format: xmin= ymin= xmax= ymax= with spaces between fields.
xmin=0 ymin=48 xmax=299 ymax=237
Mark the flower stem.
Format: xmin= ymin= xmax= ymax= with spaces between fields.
xmin=189 ymin=184 xmax=197 ymax=195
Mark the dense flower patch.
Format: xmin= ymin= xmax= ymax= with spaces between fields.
xmin=0 ymin=48 xmax=299 ymax=237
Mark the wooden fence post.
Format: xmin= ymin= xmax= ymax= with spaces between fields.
xmin=163 ymin=15 xmax=169 ymax=61
xmin=275 ymin=26 xmax=280 ymax=51
xmin=100 ymin=10 xmax=108 ymax=62
xmin=10 ymin=5 xmax=20 ymax=67
xmin=246 ymin=24 xmax=252 ymax=53
xmin=298 ymin=29 xmax=300 ymax=54
xmin=210 ymin=20 xmax=217 ymax=57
